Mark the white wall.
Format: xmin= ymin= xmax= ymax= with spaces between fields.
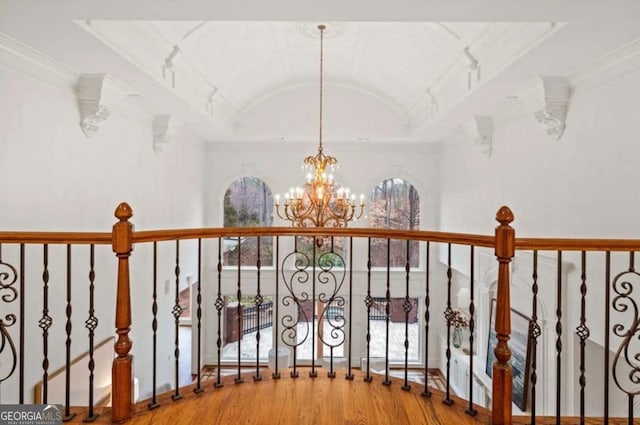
xmin=441 ymin=68 xmax=640 ymax=415
xmin=0 ymin=64 xmax=206 ymax=403
xmin=440 ymin=70 xmax=640 ymax=239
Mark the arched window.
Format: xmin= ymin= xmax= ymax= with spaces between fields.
xmin=368 ymin=178 xmax=420 ymax=268
xmin=223 ymin=177 xmax=273 ymax=266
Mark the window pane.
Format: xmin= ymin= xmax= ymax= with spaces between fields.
xmin=368 ymin=178 xmax=420 ymax=267
xmin=295 ymin=236 xmax=347 ymax=268
xmin=223 ymin=177 xmax=274 ymax=266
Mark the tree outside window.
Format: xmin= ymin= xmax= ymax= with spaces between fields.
xmin=368 ymin=178 xmax=420 ymax=268
xmin=223 ymin=177 xmax=273 ymax=266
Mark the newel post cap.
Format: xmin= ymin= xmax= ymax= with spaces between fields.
xmin=114 ymin=202 xmax=133 ymax=221
xmin=113 ymin=202 xmax=133 ymax=254
xmin=495 ymin=206 xmax=515 ymax=259
xmin=495 ymin=206 xmax=514 ymax=225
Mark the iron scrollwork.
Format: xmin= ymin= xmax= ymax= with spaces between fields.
xmin=281 ymin=252 xmax=311 ymax=357
xmin=280 ymin=250 xmax=347 ymax=363
xmin=0 ymin=258 xmax=18 ymax=384
xmin=611 ymin=267 xmax=640 ymax=398
xmin=317 ymin=252 xmax=346 ymax=351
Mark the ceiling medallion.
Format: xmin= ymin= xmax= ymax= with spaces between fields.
xmin=296 ymin=22 xmax=348 ymax=39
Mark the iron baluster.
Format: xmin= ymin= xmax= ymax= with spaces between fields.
xmin=273 ymin=236 xmax=281 ymax=380
xmin=235 ymin=236 xmax=243 ymax=384
xmin=576 ymin=251 xmax=591 ymax=425
xmin=383 ymin=238 xmax=391 ymax=386
xmin=466 ymin=245 xmax=477 ymax=416
xmin=254 ymin=236 xmax=262 ymax=382
xmin=64 ymin=244 xmax=75 ymax=421
xmin=402 ymin=239 xmax=411 ymax=391
xmin=171 ymin=240 xmax=183 ymax=401
xmin=40 ymin=244 xmax=52 ymax=403
xmin=148 ymin=242 xmax=160 ymax=408
xmin=346 ymin=237 xmax=354 ymax=381
xmin=85 ymin=244 xmax=99 ymax=421
xmin=310 ymin=236 xmax=317 ymax=378
xmin=443 ymin=243 xmax=453 ymax=406
xmin=19 ymin=244 xmax=25 ymax=404
xmin=422 ymin=241 xmax=432 ymax=398
xmin=529 ymin=251 xmax=542 ymax=425
xmin=555 ymin=251 xmax=563 ymax=424
xmin=194 ymin=238 xmax=203 ymax=393
xmin=364 ymin=237 xmax=372 ymax=383
xmin=215 ymin=238 xmax=223 ymax=388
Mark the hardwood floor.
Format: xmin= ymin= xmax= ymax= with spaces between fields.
xmin=70 ymin=368 xmax=492 ymax=424
xmin=67 ymin=369 xmax=634 ymax=424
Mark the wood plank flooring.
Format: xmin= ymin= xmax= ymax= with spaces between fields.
xmin=67 ymin=369 xmax=634 ymax=424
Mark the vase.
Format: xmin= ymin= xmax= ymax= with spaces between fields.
xmin=452 ymin=328 xmax=463 ymax=348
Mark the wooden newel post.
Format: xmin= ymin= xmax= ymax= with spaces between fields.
xmin=493 ymin=206 xmax=515 ymax=425
xmin=112 ymin=203 xmax=134 ymax=422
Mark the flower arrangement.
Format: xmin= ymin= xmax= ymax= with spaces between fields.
xmin=450 ymin=309 xmax=469 ymax=329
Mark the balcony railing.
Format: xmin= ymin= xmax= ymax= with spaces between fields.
xmin=0 ymin=203 xmax=638 ymax=424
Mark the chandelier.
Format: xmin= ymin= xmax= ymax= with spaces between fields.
xmin=275 ymin=24 xmax=365 ymax=228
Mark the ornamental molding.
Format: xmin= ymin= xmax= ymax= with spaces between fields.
xmin=464 ymin=116 xmax=493 ymax=158
xmin=296 ymin=22 xmax=348 ymax=39
xmin=531 ymin=76 xmax=570 ymax=141
xmin=152 ymin=114 xmax=180 ymax=152
xmin=75 ymin=74 xmax=137 ymax=137
xmin=507 ymin=76 xmax=570 ymax=141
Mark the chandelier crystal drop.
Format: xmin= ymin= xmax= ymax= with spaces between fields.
xmin=275 ymin=24 xmax=365 ymax=228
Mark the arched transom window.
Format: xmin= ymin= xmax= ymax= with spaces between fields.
xmin=368 ymin=178 xmax=420 ymax=268
xmin=223 ymin=177 xmax=274 ymax=266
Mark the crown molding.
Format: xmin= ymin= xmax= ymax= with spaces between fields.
xmin=0 ymin=33 xmax=155 ymax=130
xmin=569 ymin=38 xmax=640 ymax=96
xmin=0 ymin=32 xmax=77 ymax=91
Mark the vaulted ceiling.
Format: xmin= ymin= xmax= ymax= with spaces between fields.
xmin=2 ymin=0 xmax=640 ymax=144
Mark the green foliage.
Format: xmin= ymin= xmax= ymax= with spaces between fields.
xmin=223 ymin=192 xmax=239 ymax=227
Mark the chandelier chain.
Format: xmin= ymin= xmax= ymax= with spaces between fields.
xmin=274 ymin=23 xmax=364 ymax=229
xmin=318 ymin=24 xmax=324 ymax=152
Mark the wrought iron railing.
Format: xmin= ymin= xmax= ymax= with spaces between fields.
xmin=0 ymin=203 xmax=638 ymax=425
xmin=242 ymin=301 xmax=274 ymax=335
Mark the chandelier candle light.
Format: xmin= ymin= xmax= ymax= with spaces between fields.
xmin=275 ymin=24 xmax=365 ymax=228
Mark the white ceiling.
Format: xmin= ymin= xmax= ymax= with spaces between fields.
xmin=1 ymin=0 xmax=640 ymax=144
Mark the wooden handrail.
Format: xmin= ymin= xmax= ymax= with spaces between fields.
xmin=0 ymin=232 xmax=111 ymax=244
xmin=516 ymin=237 xmax=640 ymax=251
xmin=132 ymin=227 xmax=496 ymax=247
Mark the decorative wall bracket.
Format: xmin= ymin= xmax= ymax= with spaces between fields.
xmin=76 ymin=74 xmax=136 ymax=138
xmin=530 ymin=76 xmax=570 ymax=141
xmin=464 ymin=116 xmax=493 ymax=158
xmin=152 ymin=114 xmax=180 ymax=152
